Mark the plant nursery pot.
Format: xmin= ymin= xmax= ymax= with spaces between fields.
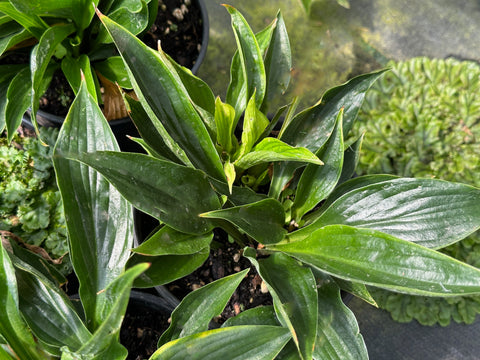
xmin=21 ymin=0 xmax=209 ymax=152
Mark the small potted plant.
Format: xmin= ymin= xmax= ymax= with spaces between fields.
xmin=0 ymin=0 xmax=209 ymax=147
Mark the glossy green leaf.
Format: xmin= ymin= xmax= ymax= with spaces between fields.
xmin=0 ymin=243 xmax=47 ymax=360
xmin=338 ymin=133 xmax=363 ymax=185
xmin=31 ymin=23 xmax=76 ymax=119
xmin=292 ymin=110 xmax=344 ymax=221
xmin=305 ymin=174 xmax=399 ymax=225
xmin=91 ymin=56 xmax=132 ymax=89
xmin=158 ymin=269 xmax=249 ymax=346
xmin=152 ymin=325 xmax=291 ymax=360
xmin=77 ymin=264 xmax=148 ymax=357
xmin=167 ymin=55 xmax=216 ymax=115
xmin=222 ymin=306 xmax=278 ymax=327
xmin=313 ymin=270 xmax=368 ymax=360
xmin=128 ymin=247 xmax=210 ymax=288
xmin=268 ymin=224 xmax=480 ymax=296
xmin=13 ymin=263 xmax=92 ymax=351
xmin=9 ymin=0 xmax=76 ymax=18
xmin=223 ymin=17 xmax=275 ymax=124
xmin=333 ymin=279 xmax=377 ymax=306
xmin=309 ymin=178 xmax=480 ymax=248
xmin=0 ymin=25 xmax=30 ymax=56
xmin=98 ymin=11 xmax=225 ymax=180
xmin=73 ymin=151 xmax=221 ymax=235
xmin=271 ymin=72 xmax=381 ymax=197
xmin=5 ymin=66 xmax=31 ymax=141
xmin=96 ymin=0 xmax=149 ymax=44
xmin=245 ymin=249 xmax=317 ymax=360
xmin=236 ymin=92 xmax=270 ymax=160
xmin=123 ymin=95 xmax=184 ymax=163
xmin=281 ymin=70 xmax=385 ymax=152
xmin=224 ymin=5 xmax=266 ymax=110
xmin=133 ymin=226 xmax=213 ymax=256
xmin=215 ymin=97 xmax=237 ymax=155
xmin=235 ymin=137 xmax=322 ymax=172
xmin=208 ymin=177 xmax=267 ymax=206
xmin=0 ymin=64 xmax=26 ymax=133
xmin=0 ymin=2 xmax=47 ymax=39
xmin=53 ymin=82 xmax=133 ymax=330
xmin=261 ymin=11 xmax=291 ymax=114
xmin=72 ymin=0 xmax=97 ymax=32
xmin=61 ymin=55 xmax=98 ymax=101
xmin=201 ymin=199 xmax=287 ymax=245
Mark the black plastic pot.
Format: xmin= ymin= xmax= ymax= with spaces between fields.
xmin=22 ymin=0 xmax=209 ymax=152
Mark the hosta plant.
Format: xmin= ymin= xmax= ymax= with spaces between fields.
xmin=0 ymin=0 xmax=159 ymax=141
xmin=3 ymin=5 xmax=480 ymax=359
xmin=69 ymin=6 xmax=480 ymax=358
xmin=353 ymin=56 xmax=480 ymax=326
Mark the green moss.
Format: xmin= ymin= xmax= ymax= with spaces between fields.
xmin=1 ymin=127 xmax=71 ymax=275
xmin=354 ymin=57 xmax=480 ymax=326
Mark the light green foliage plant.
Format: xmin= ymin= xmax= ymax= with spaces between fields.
xmin=0 ymin=127 xmax=70 ymax=275
xmin=0 ymin=0 xmax=158 ymax=141
xmin=354 ymin=57 xmax=480 ymax=326
xmin=3 ymin=6 xmax=480 ymax=359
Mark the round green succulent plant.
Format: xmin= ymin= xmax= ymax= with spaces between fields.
xmin=1 ymin=127 xmax=71 ymax=275
xmin=354 ymin=56 xmax=480 ymax=326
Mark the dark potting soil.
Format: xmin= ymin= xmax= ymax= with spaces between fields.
xmin=167 ymin=232 xmax=274 ymax=326
xmin=120 ymin=304 xmax=170 ymax=360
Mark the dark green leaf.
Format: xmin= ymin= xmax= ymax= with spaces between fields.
xmin=268 ymin=224 xmax=480 ymax=296
xmin=308 ymin=178 xmax=480 ymax=248
xmin=0 ymin=64 xmax=26 ymax=132
xmin=261 ymin=11 xmax=291 ymax=114
xmin=0 ymin=243 xmax=47 ymax=360
xmin=158 ymin=269 xmax=249 ymax=346
xmin=201 ymin=199 xmax=287 ymax=245
xmin=313 ymin=270 xmax=368 ymax=360
xmin=152 ymin=325 xmax=291 ymax=360
xmin=53 ymin=82 xmax=133 ymax=330
xmin=280 ymin=70 xmax=387 ymax=151
xmin=5 ymin=67 xmax=31 ymax=141
xmin=14 ymin=265 xmax=92 ymax=351
xmin=31 ymin=23 xmax=76 ymax=118
xmin=128 ymin=247 xmax=210 ymax=288
xmin=0 ymin=2 xmax=47 ymax=39
xmin=123 ymin=95 xmax=184 ymax=163
xmin=224 ymin=5 xmax=266 ymax=110
xmin=98 ymin=12 xmax=225 ymax=180
xmin=338 ymin=132 xmax=364 ymax=185
xmin=292 ymin=110 xmax=344 ymax=220
xmin=92 ymin=56 xmax=132 ymax=89
xmin=222 ymin=306 xmax=278 ymax=327
xmin=61 ymin=55 xmax=98 ymax=101
xmin=245 ymin=249 xmax=317 ymax=360
xmin=304 ymin=174 xmax=399 ymax=225
xmin=133 ymin=226 xmax=213 ymax=256
xmin=77 ymin=264 xmax=149 ymax=356
xmin=73 ymin=151 xmax=221 ymax=235
xmin=0 ymin=25 xmax=30 ymax=56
